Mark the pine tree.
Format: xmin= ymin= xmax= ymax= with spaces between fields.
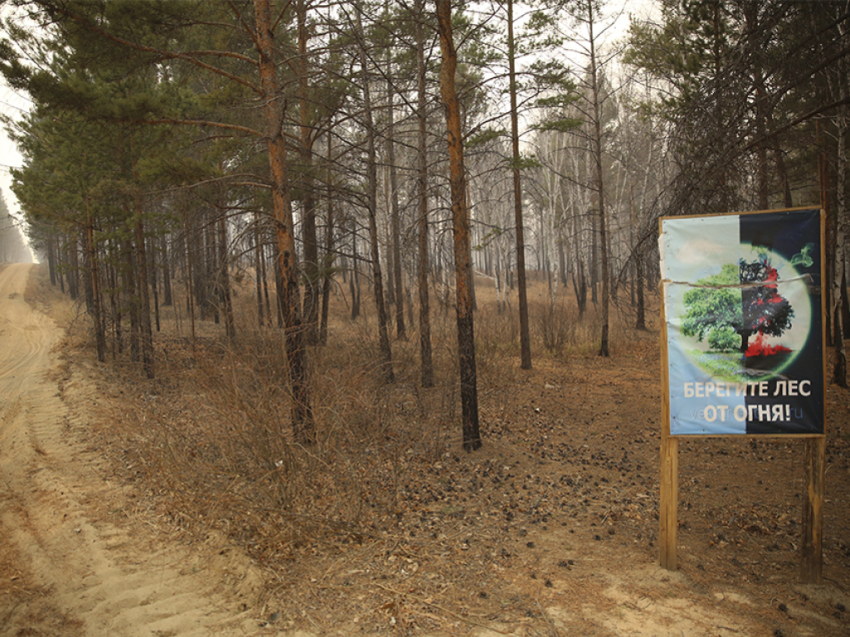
xmin=437 ymin=0 xmax=481 ymax=452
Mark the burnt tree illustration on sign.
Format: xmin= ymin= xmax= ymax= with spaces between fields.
xmin=682 ymin=253 xmax=794 ymax=356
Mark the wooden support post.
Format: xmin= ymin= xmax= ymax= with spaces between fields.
xmin=801 ymin=436 xmax=825 ymax=584
xmin=660 ymin=435 xmax=679 ymax=570
xmin=658 ymin=245 xmax=677 ymax=571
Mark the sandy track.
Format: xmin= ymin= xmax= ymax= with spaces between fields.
xmin=0 ymin=264 xmax=261 ymax=637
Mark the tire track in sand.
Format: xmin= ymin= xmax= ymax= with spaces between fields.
xmin=0 ymin=264 xmax=264 ymax=636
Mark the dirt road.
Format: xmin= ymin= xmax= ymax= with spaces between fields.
xmin=0 ymin=264 xmax=260 ymax=636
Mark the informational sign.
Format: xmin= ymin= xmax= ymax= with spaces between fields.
xmin=660 ymin=208 xmax=824 ymax=436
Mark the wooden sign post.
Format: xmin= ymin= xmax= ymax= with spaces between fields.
xmin=658 ymin=208 xmax=826 ymax=583
xmin=659 ymin=435 xmax=678 ymax=570
xmin=801 ymin=437 xmax=826 ymax=583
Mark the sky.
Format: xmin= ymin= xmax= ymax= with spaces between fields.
xmin=0 ymin=1 xmax=35 ymax=261
xmin=0 ymin=82 xmax=28 ymax=220
xmin=0 ymin=80 xmax=32 ymax=261
xmin=0 ymin=82 xmax=30 ymax=209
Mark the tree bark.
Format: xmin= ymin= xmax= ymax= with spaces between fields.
xmin=356 ymin=3 xmax=394 ymax=383
xmin=161 ymin=235 xmax=172 ymax=307
xmin=415 ymin=0 xmax=434 ymax=388
xmin=134 ymin=211 xmax=154 ymax=378
xmin=149 ymin=236 xmax=160 ymax=333
xmin=129 ymin=136 xmax=155 ymax=379
xmin=183 ymin=198 xmax=196 ymax=351
xmin=437 ymin=0 xmax=481 ymax=452
xmin=297 ymin=0 xmax=320 ymax=345
xmin=635 ymin=250 xmax=647 ymax=331
xmin=254 ymin=0 xmax=314 ymax=442
xmin=84 ymin=196 xmax=106 ymax=362
xmin=67 ymin=234 xmax=79 ymax=301
xmin=386 ymin=65 xmax=406 ymax=341
xmin=254 ymin=212 xmax=265 ymax=327
xmin=587 ymin=1 xmax=610 ymax=357
xmin=319 ymin=129 xmax=335 ymax=346
xmin=350 ymin=221 xmax=361 ymax=320
xmin=218 ymin=213 xmax=235 ymax=341
xmin=744 ymin=2 xmax=769 ymax=210
xmin=507 ymin=0 xmax=532 ymax=370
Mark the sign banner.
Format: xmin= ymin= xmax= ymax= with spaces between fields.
xmin=660 ymin=208 xmax=824 ymax=436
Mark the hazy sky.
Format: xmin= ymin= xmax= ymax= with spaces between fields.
xmin=0 ymin=79 xmax=27 ymax=216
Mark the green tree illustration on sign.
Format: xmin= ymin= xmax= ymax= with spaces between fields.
xmin=682 ymin=254 xmax=794 ymax=354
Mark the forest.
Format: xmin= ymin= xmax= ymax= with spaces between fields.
xmin=0 ymin=0 xmax=849 ymax=632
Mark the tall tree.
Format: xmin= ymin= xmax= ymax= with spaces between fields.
xmin=254 ymin=0 xmax=315 ymax=440
xmin=585 ymin=0 xmax=611 ymax=357
xmin=296 ymin=0 xmax=322 ymax=345
xmin=506 ymin=0 xmax=532 ymax=369
xmin=436 ymin=0 xmax=481 ymax=452
xmin=415 ymin=0 xmax=434 ymax=388
xmin=355 ymin=1 xmax=394 ymax=383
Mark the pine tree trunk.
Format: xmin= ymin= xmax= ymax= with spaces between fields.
xmin=254 ymin=213 xmax=265 ymax=327
xmin=206 ymin=215 xmax=219 ymax=325
xmin=350 ymin=224 xmax=360 ymax=320
xmin=47 ymin=235 xmax=56 ymax=286
xmin=261 ymin=233 xmax=271 ymax=328
xmin=124 ymin=236 xmax=140 ymax=361
xmin=132 ymin=197 xmax=154 ymax=378
xmin=161 ymin=235 xmax=172 ymax=307
xmin=437 ymin=0 xmax=481 ymax=452
xmin=297 ymin=0 xmax=320 ymax=345
xmin=254 ymin=0 xmax=314 ymax=441
xmin=135 ymin=215 xmax=154 ymax=378
xmin=588 ymin=3 xmax=610 ymax=357
xmin=745 ymin=3 xmax=770 ymax=210
xmin=109 ymin=258 xmax=121 ymax=355
xmin=357 ymin=3 xmax=394 ymax=384
xmin=590 ymin=214 xmax=598 ymax=305
xmin=218 ymin=214 xmax=235 ymax=341
xmin=386 ymin=70 xmax=406 ymax=340
xmin=183 ymin=200 xmax=196 ymax=351
xmin=635 ymin=250 xmax=647 ymax=331
xmin=507 ymin=0 xmax=532 ymax=370
xmin=319 ymin=130 xmax=336 ymax=346
xmin=84 ymin=196 xmax=106 ymax=362
xmin=67 ymin=236 xmax=79 ymax=301
xmin=416 ymin=0 xmax=434 ymax=387
xmin=149 ymin=237 xmax=160 ymax=333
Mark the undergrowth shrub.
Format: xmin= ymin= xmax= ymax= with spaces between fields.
xmin=82 ymin=270 xmax=659 ymax=559
xmin=111 ymin=326 xmax=460 ymax=558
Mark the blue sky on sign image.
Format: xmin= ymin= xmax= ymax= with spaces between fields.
xmin=662 ymin=215 xmax=813 ymax=356
xmin=662 ymin=216 xmax=747 ymax=434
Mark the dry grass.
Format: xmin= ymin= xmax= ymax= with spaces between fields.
xmin=29 ymin=265 xmax=660 ymax=558
xmin=88 ymin=273 xmax=650 ymax=550
xmin=24 ymin=265 xmax=90 ymax=343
